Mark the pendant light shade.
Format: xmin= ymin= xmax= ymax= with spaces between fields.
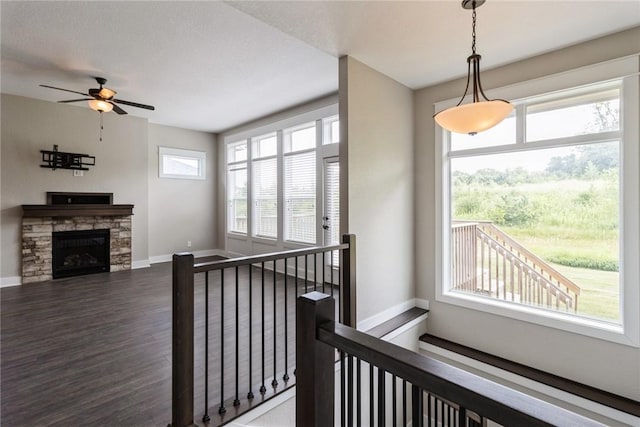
xmin=435 ymin=99 xmax=512 ymax=135
xmin=434 ymin=0 xmax=513 ymax=135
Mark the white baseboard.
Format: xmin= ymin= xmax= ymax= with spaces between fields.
xmin=132 ymin=260 xmax=151 ymax=269
xmin=226 ymin=387 xmax=296 ymax=426
xmin=357 ymin=298 xmax=419 ymax=332
xmin=415 ymin=298 xmax=430 ymax=310
xmin=219 ymin=250 xmax=334 ymax=286
xmin=217 ymin=249 xmax=245 ymax=258
xmin=148 ymin=249 xmax=228 ymax=265
xmin=1 ymin=276 xmax=22 ymax=287
xmin=381 ymin=312 xmax=429 ymax=342
xmin=192 ymin=249 xmax=229 ymax=260
xmin=0 ymin=256 xmax=260 ymax=286
xmin=419 ymin=342 xmax=639 ymax=426
xmin=148 ymin=254 xmax=172 ymax=265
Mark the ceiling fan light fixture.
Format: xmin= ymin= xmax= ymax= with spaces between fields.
xmin=433 ymin=0 xmax=513 ymax=135
xmin=88 ymin=99 xmax=113 ymax=113
xmin=98 ymin=87 xmax=116 ymax=99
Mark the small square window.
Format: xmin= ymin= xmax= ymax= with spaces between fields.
xmin=284 ymin=122 xmax=316 ymax=153
xmin=322 ymin=115 xmax=340 ymax=145
xmin=227 ymin=141 xmax=247 ymax=163
xmin=252 ymin=134 xmax=277 ymax=159
xmin=159 ymin=147 xmax=206 ymax=180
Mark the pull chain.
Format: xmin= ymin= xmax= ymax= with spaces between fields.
xmin=99 ymin=111 xmax=103 ymax=142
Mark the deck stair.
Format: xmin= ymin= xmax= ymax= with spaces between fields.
xmin=451 ymin=221 xmax=580 ymax=312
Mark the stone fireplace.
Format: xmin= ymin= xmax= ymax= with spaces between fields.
xmin=22 ymin=192 xmax=134 ymax=283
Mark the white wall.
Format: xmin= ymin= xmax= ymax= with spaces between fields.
xmin=1 ymin=94 xmax=149 ymax=278
xmin=339 ymin=56 xmax=415 ymax=325
xmin=148 ymin=123 xmax=217 ymax=260
xmin=414 ymin=27 xmax=640 ymax=400
xmin=1 ymin=95 xmax=219 ymax=282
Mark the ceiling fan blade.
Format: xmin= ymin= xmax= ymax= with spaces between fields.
xmin=58 ymin=98 xmax=92 ymax=103
xmin=112 ymin=98 xmax=155 ymax=111
xmin=109 ymin=102 xmax=128 ymax=115
xmin=40 ymin=85 xmax=90 ymax=97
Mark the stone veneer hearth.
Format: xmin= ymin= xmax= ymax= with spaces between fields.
xmin=22 ymin=215 xmax=132 ymax=283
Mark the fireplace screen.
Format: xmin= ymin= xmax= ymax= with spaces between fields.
xmin=52 ymin=229 xmax=110 ymax=279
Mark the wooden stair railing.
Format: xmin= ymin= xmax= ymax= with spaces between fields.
xmin=478 ymin=222 xmax=580 ymax=311
xmin=169 ymin=235 xmax=357 ymax=427
xmin=297 ymin=292 xmax=605 ymax=427
xmin=451 ymin=221 xmax=580 ymax=312
xmin=476 ymin=228 xmax=575 ymax=310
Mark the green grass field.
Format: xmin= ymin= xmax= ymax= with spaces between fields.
xmin=550 ymin=263 xmax=619 ymax=322
xmin=453 ymin=176 xmax=621 ymax=322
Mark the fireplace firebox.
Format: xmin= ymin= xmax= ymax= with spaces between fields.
xmin=52 ymin=229 xmax=110 ymax=279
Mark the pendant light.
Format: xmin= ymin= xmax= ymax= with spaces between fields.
xmin=434 ymin=0 xmax=513 ymax=135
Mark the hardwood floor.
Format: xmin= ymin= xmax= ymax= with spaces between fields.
xmin=1 ymin=258 xmax=338 ymax=426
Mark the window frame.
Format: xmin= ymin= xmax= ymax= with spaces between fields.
xmin=158 ymin=147 xmax=206 ymax=180
xmin=226 ymin=141 xmax=249 ymax=236
xmin=434 ymin=56 xmax=640 ymax=347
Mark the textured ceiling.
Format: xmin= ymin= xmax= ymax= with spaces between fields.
xmin=2 ymin=1 xmax=639 ymax=133
xmin=229 ymin=0 xmax=640 ymax=88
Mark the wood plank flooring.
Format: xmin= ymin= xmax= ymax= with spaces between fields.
xmin=1 ymin=258 xmax=339 ymax=426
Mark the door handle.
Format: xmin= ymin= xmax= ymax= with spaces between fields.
xmin=322 ymin=215 xmax=330 ymax=230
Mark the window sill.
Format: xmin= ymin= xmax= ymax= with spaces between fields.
xmin=251 ymin=236 xmax=278 ymax=245
xmin=227 ymin=232 xmax=247 ymax=239
xmin=436 ymin=289 xmax=639 ymax=348
xmin=158 ymin=174 xmax=206 ymax=181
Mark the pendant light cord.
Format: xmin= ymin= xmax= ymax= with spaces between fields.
xmin=99 ymin=111 xmax=103 ymax=142
xmin=471 ymin=3 xmax=477 ymax=55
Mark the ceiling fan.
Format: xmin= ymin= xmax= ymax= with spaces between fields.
xmin=40 ymin=77 xmax=155 ymax=115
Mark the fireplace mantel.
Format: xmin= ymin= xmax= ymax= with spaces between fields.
xmin=22 ymin=204 xmax=134 ymax=218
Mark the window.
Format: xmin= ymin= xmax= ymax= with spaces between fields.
xmin=224 ymin=104 xmax=339 ymax=250
xmin=436 ymin=58 xmax=639 ymax=346
xmin=252 ymin=134 xmax=278 ymax=239
xmin=284 ymin=123 xmax=317 ymax=243
xmin=323 ymin=115 xmax=340 ymax=145
xmin=227 ymin=141 xmax=247 ymax=234
xmin=159 ymin=147 xmax=206 ymax=180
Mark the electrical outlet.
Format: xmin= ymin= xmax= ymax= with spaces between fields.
xmin=73 ymin=170 xmax=84 ymax=177
xmin=187 ymin=241 xmax=192 ymax=248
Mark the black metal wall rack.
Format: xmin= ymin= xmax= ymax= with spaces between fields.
xmin=40 ymin=145 xmax=95 ymax=171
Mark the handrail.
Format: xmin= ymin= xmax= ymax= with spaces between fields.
xmin=478 ymin=222 xmax=581 ymax=296
xmin=194 ymin=243 xmax=349 ymax=273
xmin=476 ymin=227 xmax=574 ymax=306
xmin=170 ymin=235 xmax=357 ymax=427
xmin=317 ymin=320 xmax=604 ymax=427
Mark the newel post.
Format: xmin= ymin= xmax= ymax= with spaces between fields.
xmin=341 ymin=234 xmax=356 ymax=327
xmin=170 ymin=253 xmax=195 ymax=427
xmin=296 ymin=292 xmax=335 ymax=427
